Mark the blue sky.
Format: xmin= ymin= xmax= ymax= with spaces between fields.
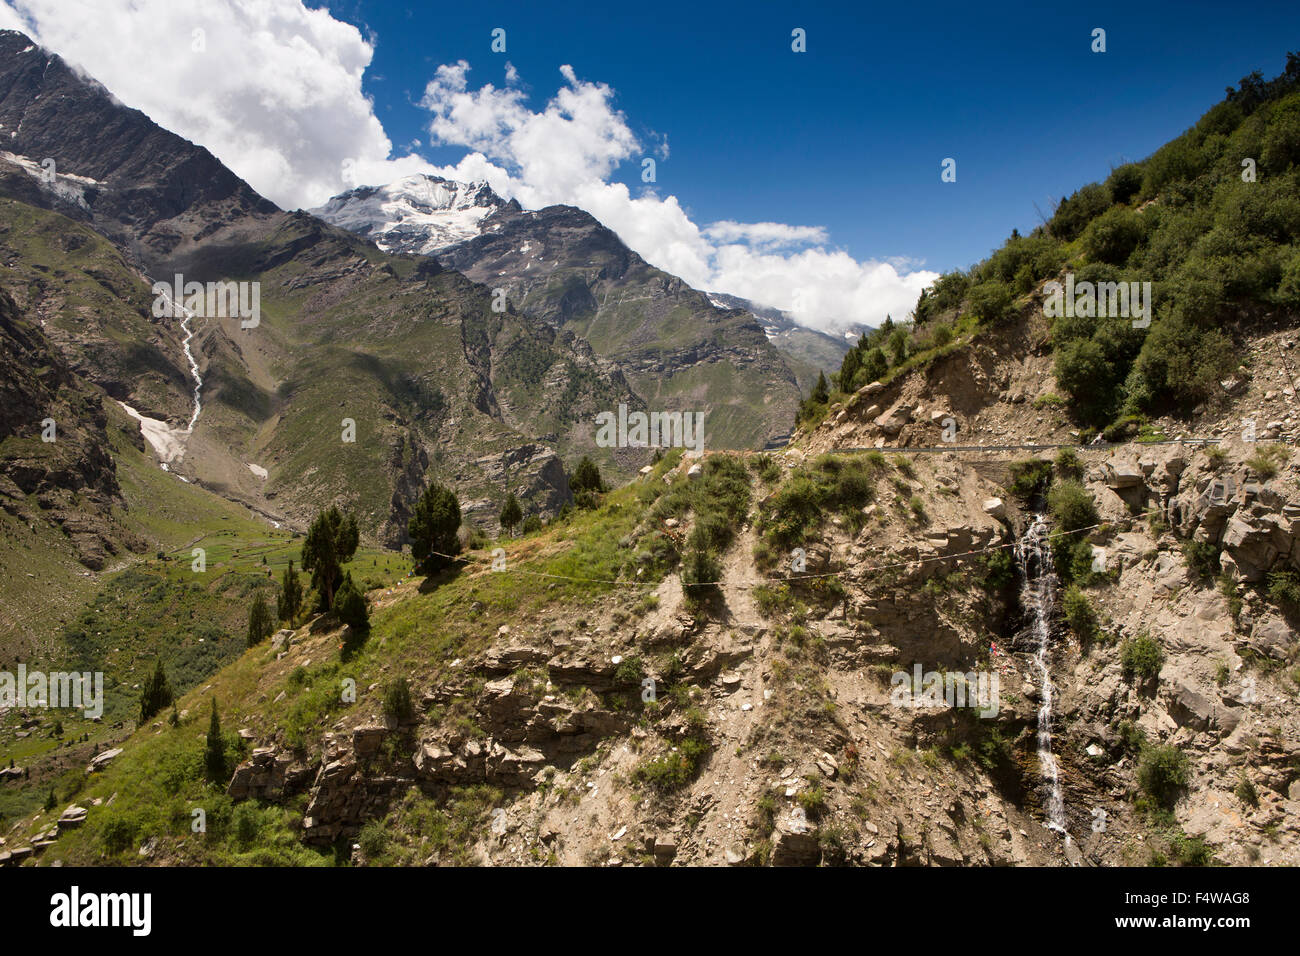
xmin=4 ymin=0 xmax=1298 ymax=328
xmin=327 ymin=0 xmax=1300 ymax=273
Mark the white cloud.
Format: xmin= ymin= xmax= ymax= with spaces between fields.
xmin=1 ymin=0 xmax=936 ymax=330
xmin=0 ymin=0 xmax=430 ymax=210
xmin=419 ymin=62 xmax=936 ymax=330
xmin=704 ymin=221 xmax=829 ymax=249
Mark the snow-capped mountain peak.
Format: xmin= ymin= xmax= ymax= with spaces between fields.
xmin=309 ymin=174 xmax=508 ymax=256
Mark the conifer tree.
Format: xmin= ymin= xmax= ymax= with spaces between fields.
xmin=499 ymin=493 xmax=522 ymax=536
xmin=409 ymin=482 xmax=462 ymax=573
xmin=139 ymin=659 xmax=173 ymax=723
xmin=302 ymin=507 xmax=359 ymax=610
xmin=247 ymin=591 xmax=274 ymax=647
xmin=204 ymin=699 xmax=225 ymax=781
xmin=278 ymin=559 xmax=302 ymax=624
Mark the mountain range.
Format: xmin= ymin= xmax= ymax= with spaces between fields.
xmin=1 ymin=32 xmax=1298 ymax=872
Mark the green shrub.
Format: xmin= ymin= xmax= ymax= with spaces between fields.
xmin=1267 ymin=570 xmax=1300 ymax=612
xmin=635 ymin=736 xmax=709 ymax=792
xmin=98 ymin=810 xmax=140 ymax=855
xmin=1106 ymin=163 xmax=1144 ymax=205
xmin=1234 ymin=772 xmax=1259 ymax=808
xmin=977 ymin=549 xmax=1015 ymax=590
xmin=1121 ymin=633 xmax=1165 ymax=683
xmin=797 ymin=783 xmax=828 ymax=817
xmin=751 ymin=454 xmax=782 ymax=484
xmin=966 ymin=280 xmax=1015 ymax=324
xmin=1171 ymin=831 xmax=1214 ymax=866
xmin=1008 ymin=458 xmax=1052 ymax=500
xmin=1062 ymin=586 xmax=1098 ymax=640
xmin=1247 ymin=443 xmax=1287 ymax=479
xmin=232 ymin=802 xmax=262 ymax=849
xmin=1054 ymin=338 xmax=1124 ymax=425
xmin=1124 ymin=314 xmax=1236 ymax=411
xmin=1082 ymin=207 xmax=1144 ymax=265
xmin=758 ymin=455 xmax=877 ymax=550
xmin=382 ymin=678 xmax=414 ymax=723
xmin=1118 ymin=720 xmax=1147 ymax=753
xmin=1138 ymin=744 xmax=1190 ymax=807
xmin=917 ymin=271 xmax=970 ymax=321
xmin=358 ymin=819 xmax=389 ymax=859
xmin=681 ymin=547 xmax=722 ymax=603
xmin=1182 ymin=540 xmax=1221 ymax=580
xmin=1054 ymin=448 xmax=1082 ymax=479
xmin=1047 ymin=479 xmax=1099 ymax=532
xmin=1051 ymin=181 xmax=1111 ymax=241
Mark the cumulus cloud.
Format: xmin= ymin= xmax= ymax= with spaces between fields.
xmin=1 ymin=0 xmax=936 ymax=330
xmin=0 ymin=0 xmax=431 ymax=210
xmin=417 ymin=61 xmax=935 ymax=330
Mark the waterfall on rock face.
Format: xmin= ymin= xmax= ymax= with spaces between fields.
xmin=180 ymin=304 xmax=202 ymax=433
xmin=150 ymin=280 xmax=204 ymax=434
xmin=1016 ymin=515 xmax=1069 ymax=842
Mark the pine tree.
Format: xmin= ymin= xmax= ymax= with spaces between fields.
xmin=409 ymin=482 xmax=461 ymax=573
xmin=247 ymin=591 xmax=274 ymax=647
xmin=278 ymin=559 xmax=302 ymax=625
xmin=838 ymin=347 xmax=862 ymax=393
xmin=301 ymin=506 xmax=359 ymax=610
xmin=811 ymin=370 xmax=829 ymax=405
xmin=499 ymin=493 xmax=522 ymax=536
xmin=139 ymin=659 xmax=173 ymax=723
xmin=204 ymin=699 xmax=225 ymax=782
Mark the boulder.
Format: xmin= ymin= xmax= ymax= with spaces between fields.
xmin=874 ymin=404 xmax=914 ymax=437
xmin=1221 ymin=514 xmax=1289 ymax=581
xmin=983 ymin=498 xmax=1006 ymax=520
xmin=87 ymin=748 xmax=122 ymax=773
xmin=1166 ymin=684 xmax=1213 ymax=732
xmin=57 ymin=806 xmax=87 ymax=828
xmin=1102 ymin=460 xmax=1144 ymax=488
xmin=352 ymin=725 xmax=386 ymax=756
xmin=1245 ymin=614 xmax=1294 ymax=661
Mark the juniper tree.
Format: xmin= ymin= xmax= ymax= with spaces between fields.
xmin=278 ymin=558 xmax=302 ymax=624
xmin=301 ymin=506 xmax=359 ymax=610
xmin=334 ymin=571 xmax=369 ymax=630
xmin=569 ymin=456 xmax=605 ymax=511
xmin=204 ymin=699 xmax=225 ymax=782
xmin=499 ymin=493 xmax=522 ymax=536
xmin=139 ymin=659 xmax=173 ymax=723
xmin=247 ymin=591 xmax=274 ymax=647
xmin=409 ymin=481 xmax=461 ymax=573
